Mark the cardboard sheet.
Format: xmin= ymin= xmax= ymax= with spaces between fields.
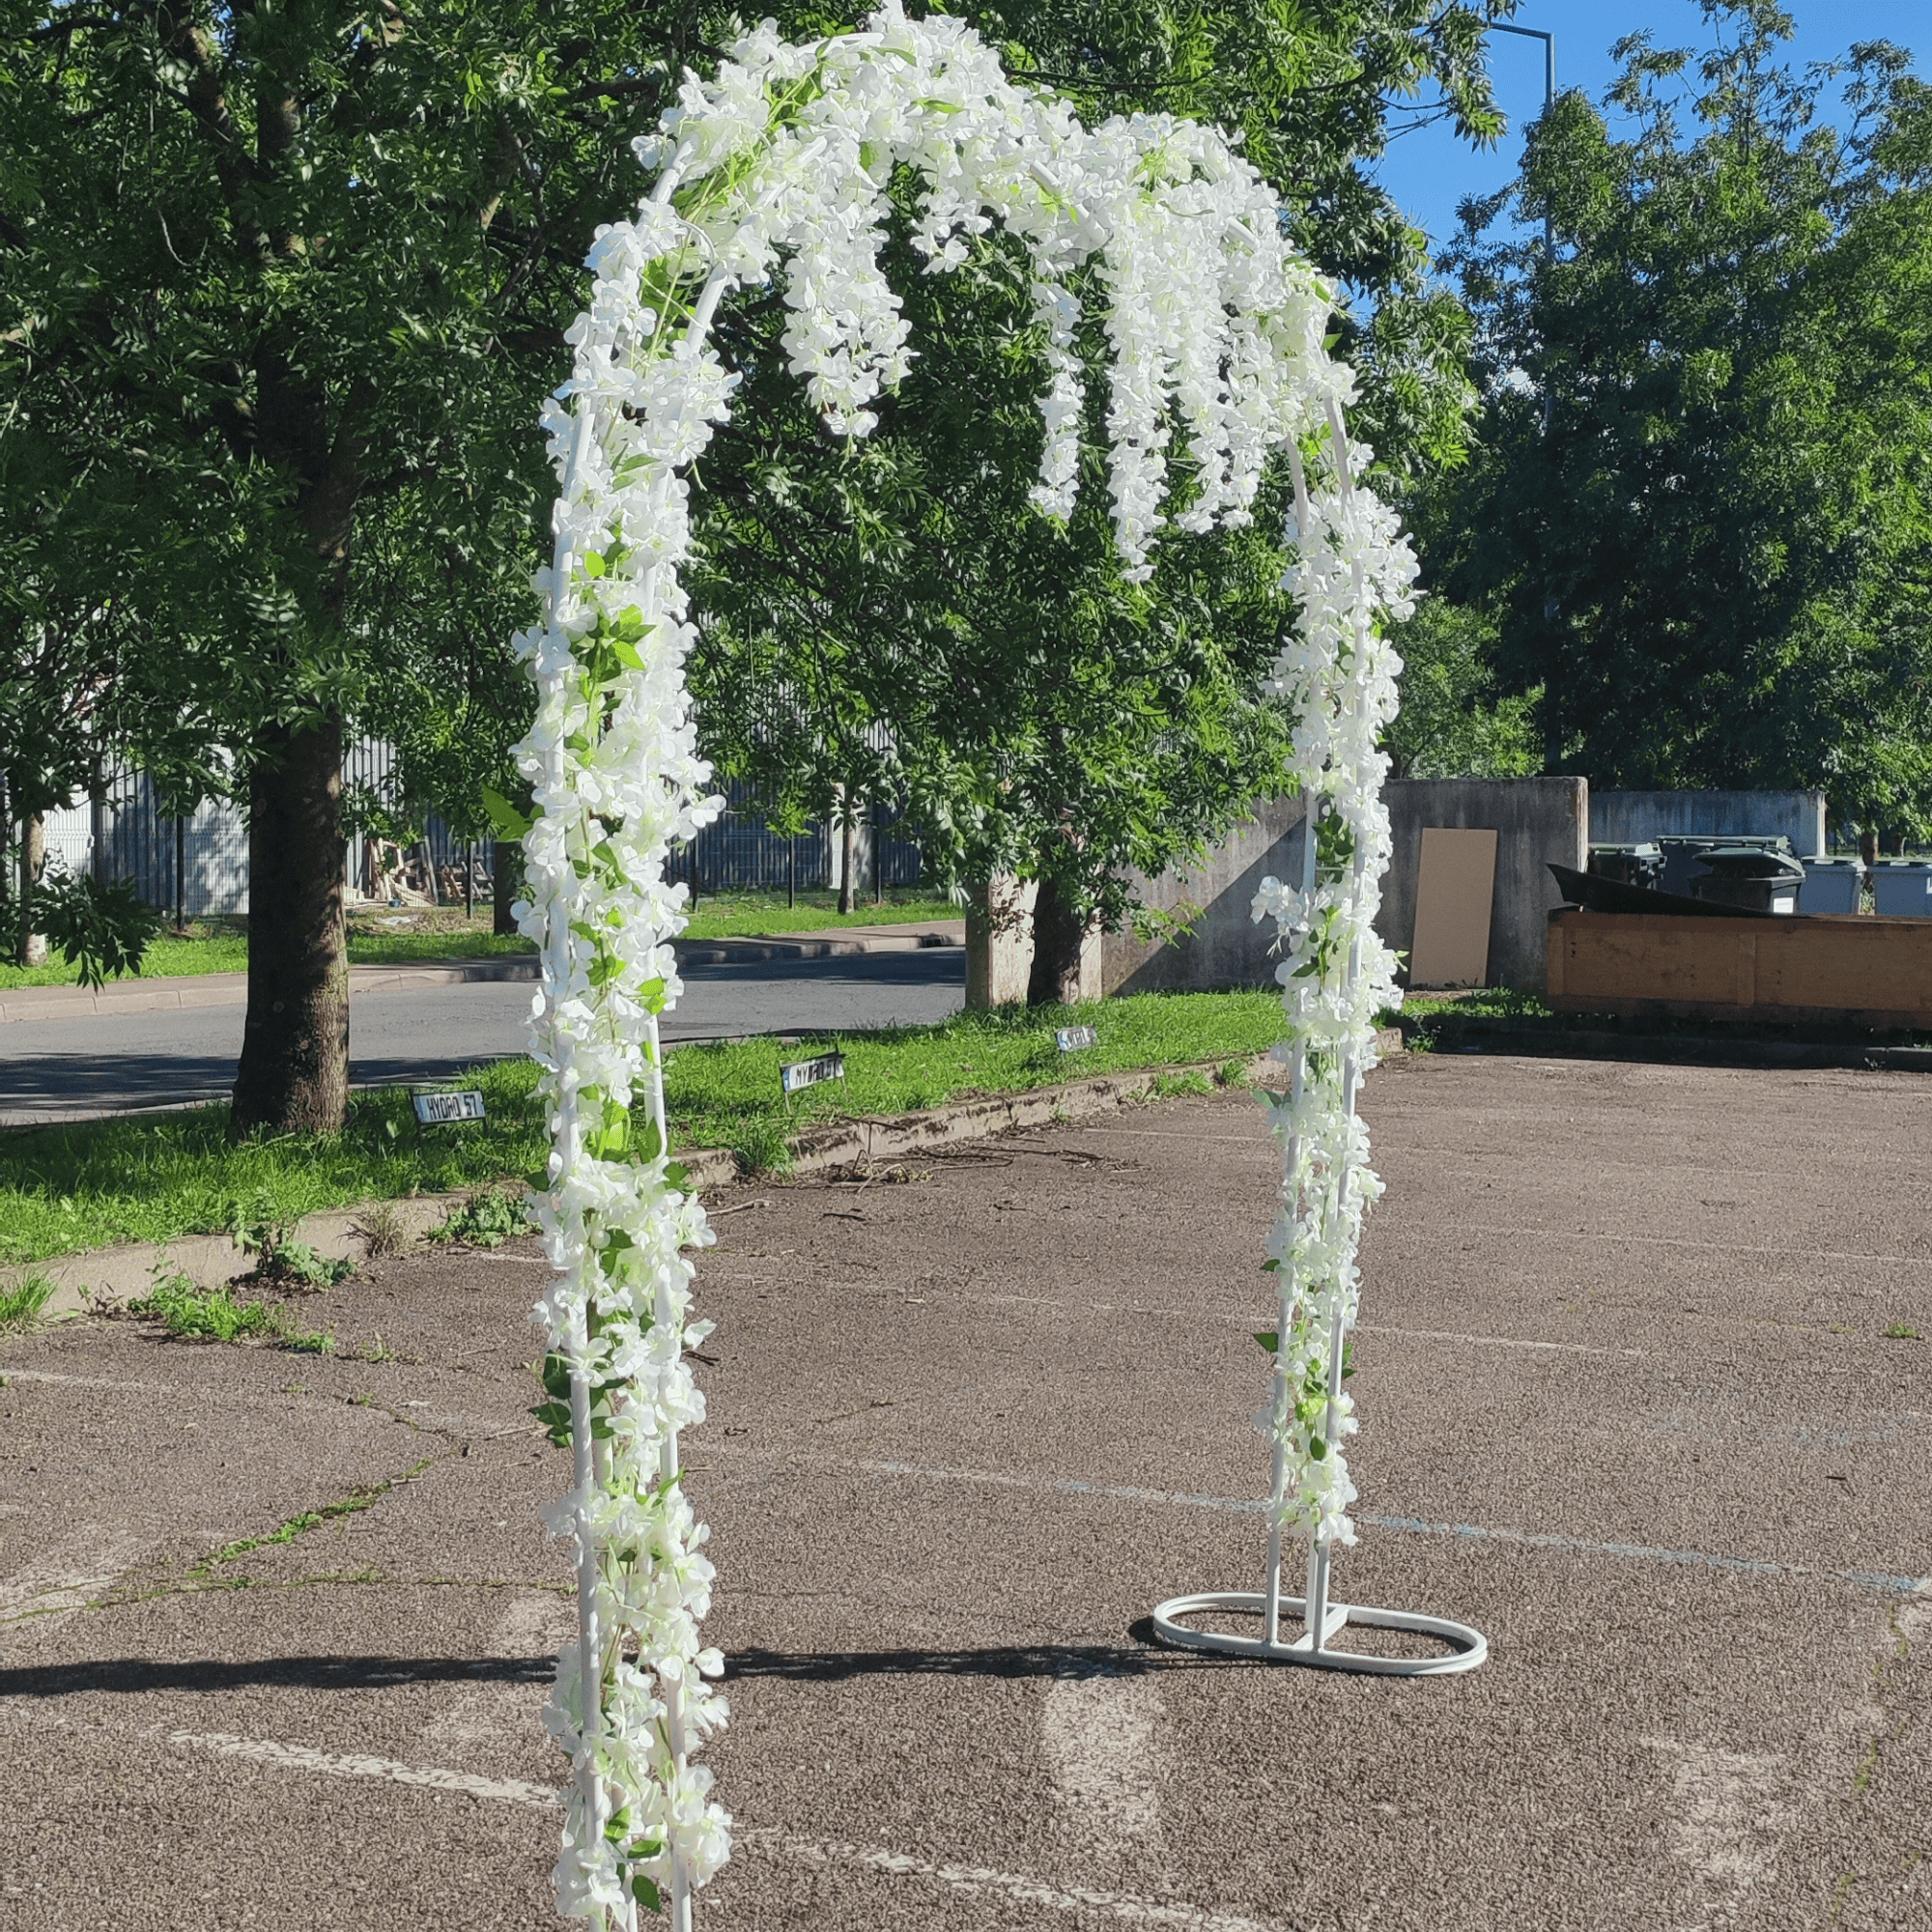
xmin=1409 ymin=826 xmax=1497 ymax=987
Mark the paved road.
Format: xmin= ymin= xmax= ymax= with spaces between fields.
xmin=0 ymin=952 xmax=966 ymax=1125
xmin=3 ymin=1055 xmax=1927 ymax=1929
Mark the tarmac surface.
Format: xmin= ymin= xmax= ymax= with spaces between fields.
xmin=2 ymin=1052 xmax=1928 ymax=1930
xmin=0 ymin=951 xmax=967 ymax=1124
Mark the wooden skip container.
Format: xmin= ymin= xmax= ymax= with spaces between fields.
xmin=1547 ymin=908 xmax=1932 ymax=1030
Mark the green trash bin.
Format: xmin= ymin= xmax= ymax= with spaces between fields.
xmin=1686 ymin=846 xmax=1804 ymax=914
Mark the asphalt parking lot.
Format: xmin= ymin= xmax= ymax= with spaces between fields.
xmin=3 ymin=1052 xmax=1927 ymax=1930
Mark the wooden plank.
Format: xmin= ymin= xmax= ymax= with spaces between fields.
xmin=1546 ymin=910 xmax=1932 ymax=1028
xmin=1410 ymin=827 xmax=1497 ymax=987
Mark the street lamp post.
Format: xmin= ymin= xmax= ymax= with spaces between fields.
xmin=1494 ymin=20 xmax=1563 ymax=769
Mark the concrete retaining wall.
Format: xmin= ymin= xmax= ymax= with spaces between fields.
xmin=1101 ymin=796 xmax=1308 ymax=996
xmin=1591 ymin=789 xmax=1827 ymax=857
xmin=1378 ymin=779 xmax=1588 ymax=995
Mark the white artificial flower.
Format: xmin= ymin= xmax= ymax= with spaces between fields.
xmin=513 ymin=11 xmax=1421 ymax=1917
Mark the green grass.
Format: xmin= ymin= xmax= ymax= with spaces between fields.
xmin=1390 ymin=987 xmax=1554 ymax=1024
xmin=680 ymin=890 xmax=957 ymax=939
xmin=0 ymin=894 xmax=958 ymax=991
xmin=0 ymin=989 xmax=1285 ymax=1262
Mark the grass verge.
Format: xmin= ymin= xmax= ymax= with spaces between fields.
xmin=0 ymin=893 xmax=960 ymax=992
xmin=0 ymin=989 xmax=1286 ymax=1264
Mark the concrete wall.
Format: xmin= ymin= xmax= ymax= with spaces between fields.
xmin=1102 ymin=796 xmax=1309 ymax=996
xmin=965 ymin=874 xmax=1040 ymax=1008
xmin=1591 ymin=790 xmax=1827 ymax=858
xmin=1378 ymin=779 xmax=1588 ymax=995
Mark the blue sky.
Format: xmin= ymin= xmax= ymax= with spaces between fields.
xmin=1373 ymin=1 xmax=1928 ymax=267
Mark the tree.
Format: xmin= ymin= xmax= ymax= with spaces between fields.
xmin=686 ymin=2 xmax=1519 ymax=1000
xmin=1382 ymin=597 xmax=1539 ymax=779
xmin=1432 ymin=3 xmax=1932 ymax=831
xmin=0 ymin=0 xmax=731 ymax=1128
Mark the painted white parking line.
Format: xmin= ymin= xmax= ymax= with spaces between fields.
xmin=166 ymin=1728 xmax=560 ymax=1807
xmin=1401 ymin=1221 xmax=1932 ymax=1270
xmin=802 ymin=1456 xmax=1930 ymax=1596
xmin=161 ymin=1729 xmax=1290 ymax=1931
xmin=1041 ymin=1672 xmax=1163 ymax=1857
xmin=740 ymin=1828 xmax=1288 ymax=1930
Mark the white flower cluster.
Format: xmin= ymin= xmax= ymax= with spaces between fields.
xmin=515 ymin=8 xmax=1413 ymax=1920
xmin=1248 ymin=414 xmax=1419 ymax=1550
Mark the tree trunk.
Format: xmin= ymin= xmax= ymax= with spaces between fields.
xmin=231 ymin=714 xmax=350 ymax=1136
xmin=838 ymin=787 xmax=856 ymax=916
xmin=493 ymin=839 xmax=520 ymax=935
xmin=1028 ymin=874 xmax=1097 ymax=1007
xmin=18 ymin=814 xmax=46 ymax=967
xmin=1860 ymin=827 xmax=1880 ymax=870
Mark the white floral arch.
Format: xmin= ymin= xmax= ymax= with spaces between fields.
xmin=510 ymin=8 xmax=1475 ymax=1926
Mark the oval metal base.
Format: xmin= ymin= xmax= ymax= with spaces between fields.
xmin=1151 ymin=1590 xmax=1488 ymax=1675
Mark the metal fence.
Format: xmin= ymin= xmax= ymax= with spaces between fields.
xmin=674 ymin=778 xmax=922 ymax=895
xmin=37 ymin=756 xmax=923 ymax=914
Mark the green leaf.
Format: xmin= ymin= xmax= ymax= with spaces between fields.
xmin=1254 ymin=1329 xmax=1278 ymax=1353
xmin=480 ymin=787 xmax=530 ymax=840
xmin=631 ymin=1875 xmax=663 ymax=1912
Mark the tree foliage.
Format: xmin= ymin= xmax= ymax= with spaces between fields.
xmin=687 ymin=1 xmax=1519 ymax=952
xmin=1432 ymin=2 xmax=1932 ymax=828
xmin=1 ymin=0 xmax=730 ymax=1122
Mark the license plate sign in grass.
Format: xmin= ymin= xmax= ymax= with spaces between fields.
xmin=780 ymin=1052 xmax=845 ymax=1096
xmin=413 ymin=1089 xmax=488 ymax=1124
xmin=1056 ymin=1026 xmax=1098 ymax=1052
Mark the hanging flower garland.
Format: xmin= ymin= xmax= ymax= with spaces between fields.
xmin=508 ymin=7 xmax=1416 ymax=1922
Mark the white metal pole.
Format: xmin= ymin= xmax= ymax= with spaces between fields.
xmin=1302 ymin=828 xmax=1367 ymax=1653
xmin=1262 ymin=788 xmax=1323 ymax=1645
xmin=1301 ymin=1060 xmax=1357 ymax=1653
xmin=546 ymin=391 xmax=607 ymax=1918
xmin=643 ymin=1009 xmax=692 ymax=1932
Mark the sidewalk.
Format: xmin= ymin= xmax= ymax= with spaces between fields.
xmin=0 ymin=921 xmax=966 ymax=1027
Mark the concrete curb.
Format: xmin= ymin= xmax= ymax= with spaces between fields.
xmin=0 ymin=925 xmax=966 ymax=1025
xmin=671 ymin=927 xmax=963 ymax=964
xmin=18 ymin=1190 xmax=476 ymax=1321
xmin=0 ymin=956 xmax=542 ymax=1026
xmin=8 ymin=1029 xmax=1400 ymax=1318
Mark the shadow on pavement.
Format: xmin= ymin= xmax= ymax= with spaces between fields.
xmin=721 ymin=1630 xmax=1234 ymax=1682
xmin=1 ymin=1654 xmax=557 ymax=1698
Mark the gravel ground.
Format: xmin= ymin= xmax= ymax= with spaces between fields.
xmin=2 ymin=1052 xmax=1926 ymax=1931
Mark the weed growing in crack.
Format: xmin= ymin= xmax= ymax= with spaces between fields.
xmin=229 ymin=1194 xmax=355 ymax=1289
xmin=432 ymin=1182 xmax=535 ymax=1248
xmin=729 ymin=1115 xmax=794 ymax=1179
xmin=194 ymin=1485 xmax=390 ymax=1575
xmin=129 ymin=1271 xmax=334 ymax=1352
xmin=352 ymin=1199 xmax=410 ymax=1258
xmin=1151 ymin=1069 xmax=1215 ymax=1099
xmin=0 ymin=1273 xmax=56 ymax=1332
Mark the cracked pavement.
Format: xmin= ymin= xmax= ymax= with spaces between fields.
xmin=1 ymin=1053 xmax=1928 ymax=1929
